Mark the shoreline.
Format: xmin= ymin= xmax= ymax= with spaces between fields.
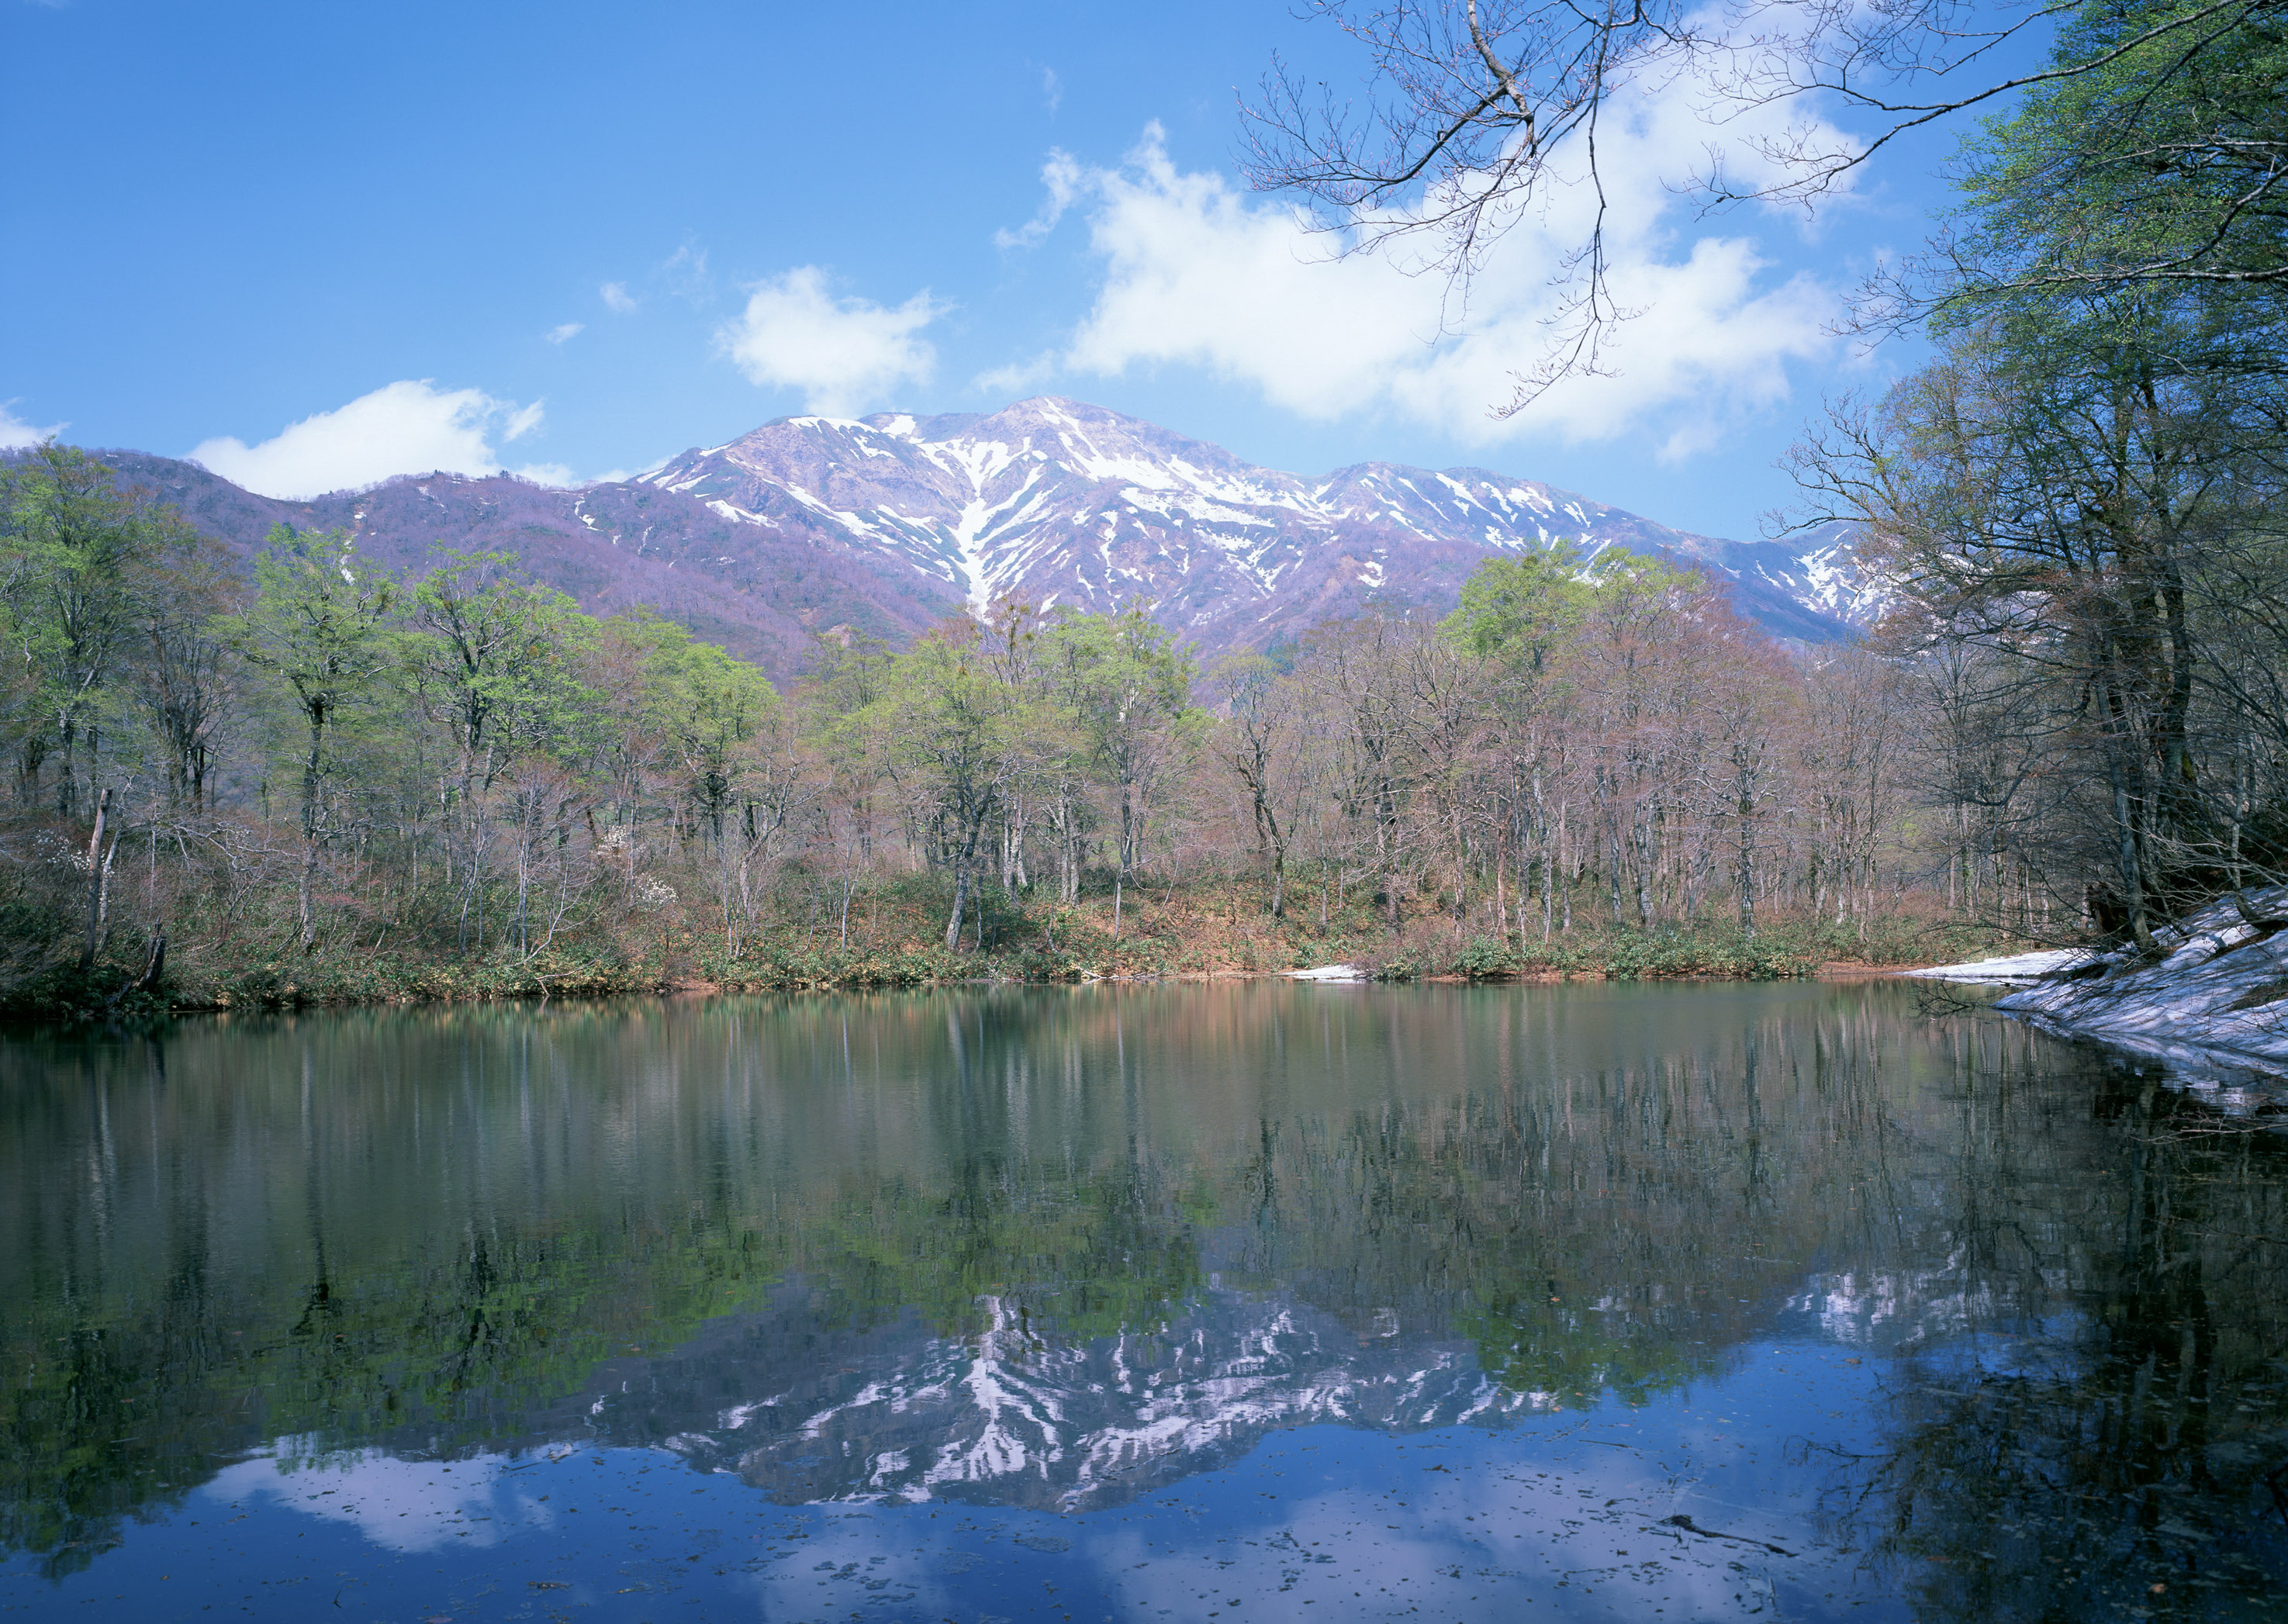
xmin=12 ymin=952 xmax=1977 ymax=1031
xmin=1908 ymin=885 xmax=2288 ymax=1088
xmin=12 ymin=872 xmax=2023 ymax=1029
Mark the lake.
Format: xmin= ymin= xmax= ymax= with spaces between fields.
xmin=3 ymin=980 xmax=2284 ymax=1622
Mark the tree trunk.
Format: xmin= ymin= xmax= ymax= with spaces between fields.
xmin=79 ymin=787 xmax=111 ymax=969
xmin=136 ymin=926 xmax=166 ymax=990
xmin=1736 ymin=787 xmax=1757 ymax=936
xmin=2111 ymin=757 xmax=2156 ymax=950
xmin=943 ymin=804 xmax=991 ymax=949
xmin=299 ymin=706 xmax=327 ymax=952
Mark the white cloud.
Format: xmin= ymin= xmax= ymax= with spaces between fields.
xmin=545 ymin=321 xmax=585 ymax=345
xmin=997 ymin=95 xmax=1853 ymax=455
xmin=188 ymin=379 xmax=546 ymax=499
xmin=509 ymin=461 xmax=638 ymax=487
xmin=717 ymin=266 xmax=944 ymax=417
xmin=994 ymin=150 xmax=1084 ymax=251
xmin=661 ymin=241 xmax=710 ymax=299
xmin=1 ymin=400 xmax=66 ymax=448
xmin=1042 ymin=66 xmax=1063 ymax=115
xmin=600 ymin=281 xmax=638 ymax=313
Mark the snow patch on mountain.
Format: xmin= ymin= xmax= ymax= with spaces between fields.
xmin=629 ymin=397 xmax=1883 ymax=645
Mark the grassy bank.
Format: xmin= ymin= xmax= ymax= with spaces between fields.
xmin=8 ymin=871 xmax=2037 ymax=1024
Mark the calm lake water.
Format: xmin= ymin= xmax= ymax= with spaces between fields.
xmin=3 ymin=980 xmax=2285 ymax=1622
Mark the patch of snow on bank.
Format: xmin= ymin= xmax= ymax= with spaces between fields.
xmin=1989 ymin=884 xmax=2288 ymax=1083
xmin=1284 ymin=964 xmax=1363 ymax=982
xmin=1902 ymin=949 xmax=2093 ymax=983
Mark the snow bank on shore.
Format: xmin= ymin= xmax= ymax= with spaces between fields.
xmin=1903 ymin=948 xmax=2094 ymax=983
xmin=1982 ymin=884 xmax=2288 ymax=1079
xmin=1284 ymin=964 xmax=1364 ymax=982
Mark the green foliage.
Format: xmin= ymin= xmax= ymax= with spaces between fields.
xmin=0 ymin=444 xmax=209 ymax=812
xmin=1442 ymin=541 xmax=1592 ymax=665
xmin=1039 ymin=603 xmax=1205 ymax=874
xmin=0 ymin=440 xmax=2058 ymax=1019
xmin=1460 ymin=1290 xmax=1716 ymax=1410
xmin=402 ymin=550 xmax=596 ymax=773
xmin=1942 ymin=0 xmax=2288 ymax=317
xmin=866 ymin=614 xmax=1034 ymax=945
xmin=1450 ymin=932 xmax=1514 ymax=979
xmin=1790 ymin=0 xmax=2288 ymax=944
xmin=630 ymin=613 xmax=786 ymax=828
xmin=227 ymin=526 xmax=399 ymax=815
xmin=231 ymin=526 xmax=397 ymax=729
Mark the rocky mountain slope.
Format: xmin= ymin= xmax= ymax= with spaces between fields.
xmin=67 ymin=396 xmax=1879 ymax=680
xmin=640 ymin=396 xmax=1879 ymax=645
xmin=96 ymin=450 xmax=959 ymax=678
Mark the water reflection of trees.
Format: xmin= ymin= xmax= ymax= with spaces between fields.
xmin=4 ymin=985 xmax=2286 ymax=1597
xmin=1813 ymin=1050 xmax=2288 ymax=1616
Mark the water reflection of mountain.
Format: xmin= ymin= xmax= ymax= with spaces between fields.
xmin=5 ymin=981 xmax=2288 ymax=1613
xmin=555 ymin=1264 xmax=1537 ymax=1513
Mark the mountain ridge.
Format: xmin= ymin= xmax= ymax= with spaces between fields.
xmin=638 ymin=396 xmax=1879 ymax=645
xmin=47 ymin=396 xmax=1878 ymax=679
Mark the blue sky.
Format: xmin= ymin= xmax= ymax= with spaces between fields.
xmin=2 ymin=0 xmax=1982 ymax=542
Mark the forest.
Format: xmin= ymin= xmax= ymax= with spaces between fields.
xmin=2 ymin=0 xmax=2283 ymax=1015
xmin=0 ymin=461 xmax=1944 ymax=1010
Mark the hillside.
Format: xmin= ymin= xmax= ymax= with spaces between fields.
xmin=66 ymin=396 xmax=1879 ymax=679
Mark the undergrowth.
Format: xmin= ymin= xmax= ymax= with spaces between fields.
xmin=4 ymin=869 xmax=2037 ymax=1025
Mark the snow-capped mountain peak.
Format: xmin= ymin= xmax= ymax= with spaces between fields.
xmin=88 ymin=397 xmax=1880 ymax=679
xmin=630 ymin=397 xmax=1878 ymax=642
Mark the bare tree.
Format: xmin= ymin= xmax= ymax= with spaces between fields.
xmin=1243 ymin=0 xmax=2286 ymax=398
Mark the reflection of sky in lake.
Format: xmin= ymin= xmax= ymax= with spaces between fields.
xmin=9 ymin=982 xmax=2287 ymax=1619
xmin=6 ymin=1339 xmax=1909 ymax=1622
xmin=201 ymin=1446 xmax=554 ymax=1552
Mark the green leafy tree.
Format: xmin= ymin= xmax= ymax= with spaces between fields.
xmin=228 ymin=526 xmax=397 ymax=950
xmin=403 ymin=551 xmax=588 ymax=793
xmin=1931 ymin=0 xmax=2288 ymax=320
xmin=1792 ymin=289 xmax=2288 ymax=940
xmin=400 ymin=553 xmax=603 ymax=950
xmin=866 ymin=616 xmax=1031 ymax=948
xmin=1039 ymin=605 xmax=1201 ymax=885
xmin=802 ymin=631 xmax=896 ymax=942
xmin=627 ymin=616 xmax=801 ymax=956
xmin=1778 ymin=0 xmax=2288 ymax=940
xmin=656 ymin=638 xmax=789 ymax=841
xmin=131 ymin=540 xmax=239 ymax=814
xmin=1440 ymin=542 xmax=1592 ymax=669
xmin=0 ymin=444 xmax=200 ymax=814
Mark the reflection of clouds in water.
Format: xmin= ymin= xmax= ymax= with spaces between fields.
xmin=1089 ymin=1502 xmax=1467 ymax=1618
xmin=199 ymin=1443 xmax=555 ymax=1553
xmin=1079 ymin=1449 xmax=1815 ymax=1621
xmin=160 ymin=1412 xmax=1843 ymax=1620
xmin=703 ymin=1443 xmax=1823 ymax=1622
xmin=738 ymin=1513 xmax=960 ymax=1619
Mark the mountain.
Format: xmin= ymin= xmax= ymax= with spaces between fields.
xmin=72 ymin=396 xmax=1879 ymax=680
xmin=95 ymin=449 xmax=962 ymax=677
xmin=638 ymin=397 xmax=1882 ymax=645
